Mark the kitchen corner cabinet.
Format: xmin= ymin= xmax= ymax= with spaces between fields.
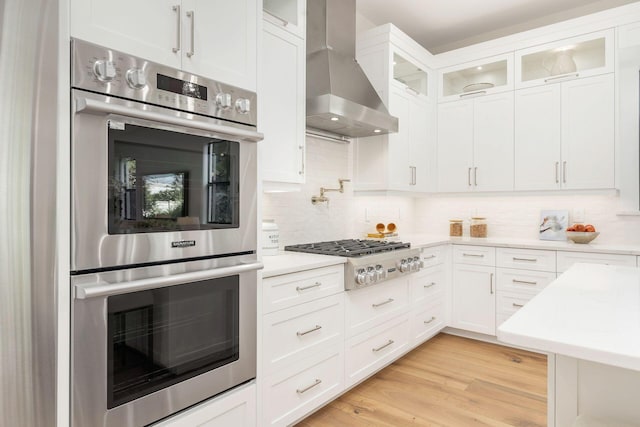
xmin=451 ymin=246 xmax=496 ymax=336
xmin=515 ymin=73 xmax=614 ymax=190
xmin=260 ymin=18 xmax=306 ymax=185
xmin=70 ymin=0 xmax=258 ymax=90
xmin=437 ymin=92 xmax=514 ymax=192
xmin=355 ymin=24 xmax=436 ymax=193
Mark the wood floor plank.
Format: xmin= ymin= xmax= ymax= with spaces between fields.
xmin=296 ymin=333 xmax=547 ymax=427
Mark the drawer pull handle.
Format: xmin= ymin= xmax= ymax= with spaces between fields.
xmin=296 ymin=379 xmax=322 ymax=394
xmin=372 ymin=339 xmax=394 ymax=352
xmin=512 ymin=303 xmax=525 ymax=308
xmin=424 ymin=282 xmax=436 ymax=289
xmin=424 ymin=316 xmax=436 ymax=324
xmin=512 ymin=279 xmax=538 ymax=286
xmin=296 ymin=282 xmax=321 ymax=292
xmin=296 ymin=325 xmax=322 ymax=337
xmin=423 ymin=255 xmax=436 ymax=260
xmin=513 ymin=257 xmax=537 ymax=262
xmin=463 ymin=253 xmax=484 ymax=258
xmin=372 ymin=298 xmax=394 ymax=308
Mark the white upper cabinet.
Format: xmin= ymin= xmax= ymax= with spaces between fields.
xmin=70 ymin=0 xmax=258 ymax=90
xmin=355 ymin=24 xmax=436 ymax=193
xmin=438 ymin=53 xmax=513 ymax=103
xmin=515 ymin=73 xmax=614 ymax=190
xmin=263 ymin=0 xmax=305 ymax=38
xmin=437 ymin=92 xmax=514 ymax=193
xmin=261 ymin=18 xmax=306 ymax=186
xmin=515 ymin=29 xmax=614 ymax=89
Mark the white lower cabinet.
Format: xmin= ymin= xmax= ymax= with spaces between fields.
xmin=153 ymin=382 xmax=256 ymax=427
xmin=556 ymin=251 xmax=637 ymax=272
xmin=263 ymin=346 xmax=344 ymax=426
xmin=452 ymin=264 xmax=496 ymax=335
xmin=411 ymin=301 xmax=445 ymax=345
xmin=345 ymin=314 xmax=411 ymax=388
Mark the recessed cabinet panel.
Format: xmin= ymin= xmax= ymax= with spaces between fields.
xmin=516 ymin=29 xmax=614 ymax=89
xmin=387 ymin=90 xmax=412 ymax=190
xmin=437 ymin=100 xmax=474 ymax=192
xmin=452 ymin=264 xmax=496 ymax=335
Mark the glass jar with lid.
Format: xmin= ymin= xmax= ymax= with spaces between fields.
xmin=470 ymin=217 xmax=487 ymax=238
xmin=449 ymin=219 xmax=463 ymax=237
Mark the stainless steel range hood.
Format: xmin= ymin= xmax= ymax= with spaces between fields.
xmin=306 ymin=0 xmax=398 ymax=138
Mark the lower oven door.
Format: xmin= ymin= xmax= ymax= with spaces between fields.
xmin=71 ymin=89 xmax=262 ymax=272
xmin=71 ymin=258 xmax=260 ymax=427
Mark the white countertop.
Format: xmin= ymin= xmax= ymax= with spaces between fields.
xmin=261 ymin=251 xmax=346 ymax=278
xmin=498 ymin=263 xmax=640 ymax=371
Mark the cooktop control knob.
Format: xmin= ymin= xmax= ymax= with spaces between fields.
xmin=366 ymin=266 xmax=376 ymax=283
xmin=397 ymin=259 xmax=409 ymax=273
xmin=125 ymin=68 xmax=147 ymax=89
xmin=375 ymin=264 xmax=386 ymax=281
xmin=235 ymin=98 xmax=251 ymax=114
xmin=356 ymin=268 xmax=368 ymax=286
xmin=413 ymin=256 xmax=422 ymax=271
xmin=215 ymin=93 xmax=232 ymax=110
xmin=93 ymin=60 xmax=117 ymax=82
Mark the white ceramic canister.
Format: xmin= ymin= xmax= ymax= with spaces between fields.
xmin=261 ymin=220 xmax=279 ymax=255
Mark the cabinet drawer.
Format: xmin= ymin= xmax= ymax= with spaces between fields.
xmin=496 ymin=247 xmax=556 ymax=272
xmin=345 ymin=277 xmax=410 ymax=338
xmin=263 ymin=264 xmax=343 ymax=313
xmin=496 ymin=268 xmax=555 ymax=295
xmin=421 ymin=245 xmax=445 ymax=267
xmin=453 ymin=245 xmax=496 ymax=266
xmin=345 ymin=315 xmax=410 ymax=388
xmin=410 ymin=264 xmax=446 ymax=305
xmin=263 ymin=294 xmax=344 ymax=375
xmin=557 ymin=251 xmax=636 ymax=273
xmin=411 ymin=300 xmax=445 ymax=346
xmin=497 ymin=291 xmax=535 ymax=316
xmin=263 ymin=346 xmax=344 ymax=427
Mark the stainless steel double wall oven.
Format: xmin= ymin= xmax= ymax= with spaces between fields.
xmin=70 ymin=39 xmax=262 ymax=427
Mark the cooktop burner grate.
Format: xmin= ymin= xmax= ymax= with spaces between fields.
xmin=284 ymin=239 xmax=411 ymax=257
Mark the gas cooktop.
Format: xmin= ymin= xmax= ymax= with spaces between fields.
xmin=285 ymin=239 xmax=422 ymax=290
xmin=284 ymin=239 xmax=411 ymax=257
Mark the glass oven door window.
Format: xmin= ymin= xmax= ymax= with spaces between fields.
xmin=108 ymin=123 xmax=240 ymax=234
xmin=106 ymin=276 xmax=240 ymax=408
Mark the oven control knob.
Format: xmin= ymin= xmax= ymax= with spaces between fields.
xmin=413 ymin=256 xmax=422 ymax=271
xmin=93 ymin=60 xmax=117 ymax=82
xmin=125 ymin=68 xmax=147 ymax=89
xmin=356 ymin=268 xmax=368 ymax=286
xmin=216 ymin=93 xmax=232 ymax=110
xmin=235 ymin=98 xmax=251 ymax=114
xmin=375 ymin=264 xmax=386 ymax=281
xmin=397 ymin=259 xmax=409 ymax=273
xmin=366 ymin=266 xmax=376 ymax=283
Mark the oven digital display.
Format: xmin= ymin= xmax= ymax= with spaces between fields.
xmin=157 ymin=74 xmax=208 ymax=100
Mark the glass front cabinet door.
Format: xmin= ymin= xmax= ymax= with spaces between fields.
xmin=439 ymin=53 xmax=513 ymax=103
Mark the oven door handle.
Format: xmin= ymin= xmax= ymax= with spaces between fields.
xmin=74 ymin=95 xmax=264 ymax=142
xmin=75 ymin=261 xmax=263 ymax=299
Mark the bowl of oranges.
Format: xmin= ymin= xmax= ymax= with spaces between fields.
xmin=566 ymin=223 xmax=599 ymax=244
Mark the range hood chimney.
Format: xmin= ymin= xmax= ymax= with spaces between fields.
xmin=306 ymin=0 xmax=398 ymax=138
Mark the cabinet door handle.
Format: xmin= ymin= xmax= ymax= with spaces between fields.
xmin=372 ymin=298 xmax=394 ymax=308
xmin=172 ymin=5 xmax=181 ymax=53
xmin=474 ymin=167 xmax=478 ymax=186
xmin=296 ymin=282 xmax=321 ymax=292
xmin=490 ymin=273 xmax=494 ymax=295
xmin=264 ymin=9 xmax=289 ymax=26
xmin=186 ymin=10 xmax=195 ymax=57
xmin=372 ymin=339 xmax=394 ymax=352
xmin=544 ymin=72 xmax=579 ymax=83
xmin=424 ymin=282 xmax=436 ymax=289
xmin=296 ymin=379 xmax=322 ymax=394
xmin=513 ymin=257 xmax=537 ymax=262
xmin=296 ymin=325 xmax=322 ymax=337
xmin=424 ymin=316 xmax=436 ymax=325
xmin=468 ymin=167 xmax=472 ymax=186
xmin=563 ymin=161 xmax=567 ymax=183
xmin=463 ymin=253 xmax=484 ymax=258
xmin=512 ymin=303 xmax=525 ymax=308
xmin=413 ymin=166 xmax=417 ymax=185
xmin=299 ymin=145 xmax=304 ymax=175
xmin=512 ymin=279 xmax=538 ymax=286
xmin=555 ymin=161 xmax=559 ymax=184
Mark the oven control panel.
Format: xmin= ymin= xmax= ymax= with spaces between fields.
xmin=345 ymin=248 xmax=423 ymax=291
xmin=71 ymin=38 xmax=257 ymax=128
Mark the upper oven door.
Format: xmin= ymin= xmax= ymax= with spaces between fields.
xmin=71 ymin=90 xmax=262 ymax=272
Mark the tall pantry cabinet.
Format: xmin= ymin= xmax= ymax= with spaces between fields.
xmin=355 ymin=24 xmax=436 ymax=193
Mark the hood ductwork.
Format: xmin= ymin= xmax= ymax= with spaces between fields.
xmin=306 ymin=0 xmax=398 ymax=138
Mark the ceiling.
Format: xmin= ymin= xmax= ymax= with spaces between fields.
xmin=357 ymin=0 xmax=640 ymax=54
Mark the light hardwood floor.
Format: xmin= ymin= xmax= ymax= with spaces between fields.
xmin=296 ymin=333 xmax=547 ymax=427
